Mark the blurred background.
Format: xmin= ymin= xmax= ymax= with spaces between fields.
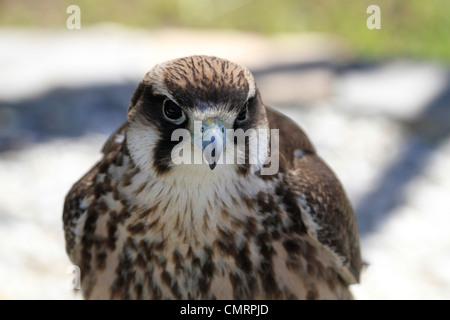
xmin=0 ymin=0 xmax=449 ymax=299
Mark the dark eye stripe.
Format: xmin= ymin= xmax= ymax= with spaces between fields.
xmin=236 ymin=101 xmax=249 ymax=122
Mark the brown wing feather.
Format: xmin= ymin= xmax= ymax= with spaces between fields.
xmin=63 ymin=123 xmax=128 ymax=263
xmin=265 ymin=106 xmax=362 ymax=284
xmin=63 ymin=164 xmax=97 ymax=262
xmin=101 ymin=122 xmax=128 ymax=154
xmin=265 ymin=106 xmax=315 ymax=170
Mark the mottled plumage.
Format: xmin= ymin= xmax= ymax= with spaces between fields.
xmin=63 ymin=55 xmax=361 ymax=299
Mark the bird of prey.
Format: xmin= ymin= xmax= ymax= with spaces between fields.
xmin=63 ymin=55 xmax=361 ymax=300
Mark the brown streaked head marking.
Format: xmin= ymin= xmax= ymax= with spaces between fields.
xmin=128 ymin=55 xmax=257 ymax=121
xmin=146 ymin=55 xmax=255 ymax=111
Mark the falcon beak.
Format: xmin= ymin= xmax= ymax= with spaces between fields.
xmin=201 ymin=120 xmax=225 ymax=170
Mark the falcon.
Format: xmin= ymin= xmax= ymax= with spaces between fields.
xmin=63 ymin=55 xmax=362 ymax=300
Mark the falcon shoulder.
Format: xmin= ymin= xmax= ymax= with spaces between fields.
xmin=63 ymin=122 xmax=128 ymax=264
xmin=265 ymin=106 xmax=362 ymax=285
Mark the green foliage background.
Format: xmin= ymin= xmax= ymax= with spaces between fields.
xmin=0 ymin=0 xmax=448 ymax=62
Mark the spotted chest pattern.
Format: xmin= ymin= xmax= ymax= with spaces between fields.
xmin=64 ymin=136 xmax=352 ymax=300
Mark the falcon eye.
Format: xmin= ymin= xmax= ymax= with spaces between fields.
xmin=236 ymin=101 xmax=249 ymax=123
xmin=162 ymin=99 xmax=186 ymax=124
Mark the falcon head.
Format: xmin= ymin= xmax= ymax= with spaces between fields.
xmin=126 ymin=55 xmax=270 ymax=179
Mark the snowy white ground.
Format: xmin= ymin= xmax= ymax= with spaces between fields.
xmin=0 ymin=26 xmax=449 ymax=299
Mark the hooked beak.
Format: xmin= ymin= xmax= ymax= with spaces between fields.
xmin=201 ymin=120 xmax=225 ymax=170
